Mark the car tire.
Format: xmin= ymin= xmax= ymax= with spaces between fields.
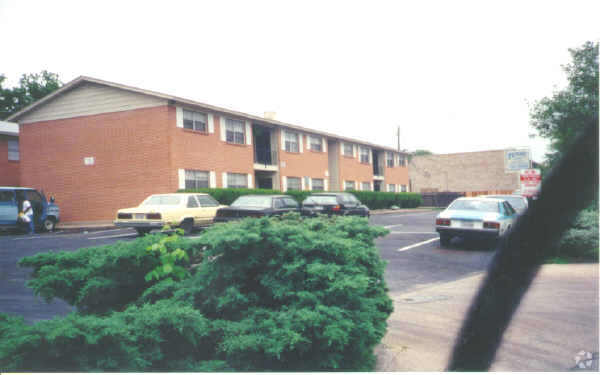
xmin=136 ymin=228 xmax=151 ymax=236
xmin=180 ymin=219 xmax=194 ymax=235
xmin=42 ymin=217 xmax=56 ymax=232
xmin=440 ymin=233 xmax=451 ymax=247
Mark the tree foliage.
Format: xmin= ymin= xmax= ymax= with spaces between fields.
xmin=2 ymin=214 xmax=393 ymax=371
xmin=530 ymin=41 xmax=598 ymax=166
xmin=0 ymin=71 xmax=62 ymax=120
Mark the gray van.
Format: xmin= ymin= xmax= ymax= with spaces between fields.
xmin=0 ymin=187 xmax=60 ymax=232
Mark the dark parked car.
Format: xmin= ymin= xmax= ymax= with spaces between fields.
xmin=214 ymin=195 xmax=300 ymax=222
xmin=301 ymin=193 xmax=370 ymax=217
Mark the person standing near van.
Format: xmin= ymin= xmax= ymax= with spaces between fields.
xmin=22 ymin=198 xmax=34 ymax=234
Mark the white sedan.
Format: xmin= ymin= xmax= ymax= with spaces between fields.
xmin=435 ymin=197 xmax=518 ymax=246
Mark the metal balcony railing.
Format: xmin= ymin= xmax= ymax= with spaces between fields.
xmin=254 ymin=147 xmax=278 ymax=167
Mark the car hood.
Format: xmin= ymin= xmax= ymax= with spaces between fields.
xmin=218 ymin=206 xmax=269 ymax=212
xmin=118 ymin=205 xmax=181 ymax=214
xmin=437 ymin=209 xmax=501 ymax=221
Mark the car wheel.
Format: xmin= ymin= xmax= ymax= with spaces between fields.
xmin=180 ymin=219 xmax=194 ymax=235
xmin=43 ymin=217 xmax=56 ymax=232
xmin=136 ymin=228 xmax=151 ymax=236
xmin=440 ymin=233 xmax=451 ymax=247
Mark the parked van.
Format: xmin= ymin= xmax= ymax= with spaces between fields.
xmin=0 ymin=187 xmax=60 ymax=232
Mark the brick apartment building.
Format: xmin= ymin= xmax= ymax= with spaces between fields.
xmin=7 ymin=76 xmax=409 ymax=223
xmin=408 ymin=150 xmax=531 ymax=195
xmin=0 ymin=121 xmax=20 ymax=186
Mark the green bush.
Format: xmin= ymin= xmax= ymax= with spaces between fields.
xmin=550 ymin=206 xmax=599 ymax=262
xmin=180 ymin=187 xmax=422 ymax=209
xmin=18 ymin=233 xmax=198 ymax=315
xmin=3 ymin=214 xmax=393 ymax=371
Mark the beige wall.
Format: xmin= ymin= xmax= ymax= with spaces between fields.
xmin=409 ymin=150 xmax=520 ymax=193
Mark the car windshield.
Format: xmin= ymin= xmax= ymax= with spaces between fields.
xmin=304 ymin=196 xmax=338 ymax=205
xmin=231 ymin=196 xmax=273 ymax=208
xmin=449 ymin=199 xmax=499 ymax=213
xmin=490 ymin=196 xmax=527 ymax=210
xmin=142 ymin=195 xmax=181 ymax=205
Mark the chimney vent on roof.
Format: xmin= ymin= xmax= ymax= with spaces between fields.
xmin=264 ymin=111 xmax=276 ymax=120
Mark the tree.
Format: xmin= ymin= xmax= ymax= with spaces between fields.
xmin=412 ymin=149 xmax=433 ymax=156
xmin=0 ymin=71 xmax=62 ymax=120
xmin=530 ymin=41 xmax=598 ymax=167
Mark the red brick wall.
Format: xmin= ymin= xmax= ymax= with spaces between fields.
xmin=384 ymin=163 xmax=409 ymax=189
xmin=339 ymin=153 xmax=373 ymax=190
xmin=168 ymin=111 xmax=254 ymax=188
xmin=279 ymin=133 xmax=329 ymax=189
xmin=0 ymin=135 xmax=20 ymax=186
xmin=19 ymin=106 xmax=173 ymax=222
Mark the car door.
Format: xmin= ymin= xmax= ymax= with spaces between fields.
xmin=272 ymin=198 xmax=288 ymax=216
xmin=25 ymin=190 xmax=45 ymax=225
xmin=0 ymin=190 xmax=18 ymax=225
xmin=184 ymin=195 xmax=204 ymax=227
xmin=196 ymin=195 xmax=221 ymax=224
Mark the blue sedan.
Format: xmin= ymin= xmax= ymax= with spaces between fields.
xmin=435 ymin=197 xmax=518 ymax=246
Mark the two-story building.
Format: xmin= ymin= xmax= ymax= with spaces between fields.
xmin=0 ymin=121 xmax=20 ymax=186
xmin=7 ymin=76 xmax=409 ymax=223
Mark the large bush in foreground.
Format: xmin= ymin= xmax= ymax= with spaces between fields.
xmin=550 ymin=205 xmax=599 ymax=262
xmin=1 ymin=214 xmax=392 ymax=371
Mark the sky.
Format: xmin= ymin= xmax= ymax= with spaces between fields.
xmin=1 ymin=0 xmax=598 ymax=162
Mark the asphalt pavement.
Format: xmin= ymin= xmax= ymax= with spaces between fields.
xmin=1 ymin=211 xmax=597 ymax=371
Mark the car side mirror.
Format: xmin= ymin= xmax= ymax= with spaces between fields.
xmin=50 ymin=196 xmax=55 ymax=203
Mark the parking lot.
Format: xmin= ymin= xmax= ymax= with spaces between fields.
xmin=1 ymin=211 xmax=597 ymax=371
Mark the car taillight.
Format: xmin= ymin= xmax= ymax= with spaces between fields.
xmin=483 ymin=221 xmax=500 ymax=229
xmin=146 ymin=213 xmax=161 ymax=220
xmin=118 ymin=213 xmax=132 ymax=219
xmin=436 ymin=218 xmax=450 ymax=226
xmin=332 ymin=205 xmax=341 ymax=212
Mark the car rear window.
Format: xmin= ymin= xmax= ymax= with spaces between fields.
xmin=231 ymin=196 xmax=273 ymax=208
xmin=304 ymin=196 xmax=338 ymax=205
xmin=196 ymin=195 xmax=219 ymax=207
xmin=143 ymin=195 xmax=181 ymax=205
xmin=449 ymin=199 xmax=499 ymax=213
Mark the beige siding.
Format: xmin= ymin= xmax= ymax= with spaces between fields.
xmin=19 ymin=83 xmax=167 ymax=123
xmin=328 ymin=140 xmax=340 ymax=191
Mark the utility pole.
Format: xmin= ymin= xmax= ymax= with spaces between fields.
xmin=397 ymin=126 xmax=401 ymax=152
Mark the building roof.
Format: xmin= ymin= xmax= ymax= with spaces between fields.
xmin=6 ymin=76 xmax=406 ymax=154
xmin=0 ymin=120 xmax=19 ymax=136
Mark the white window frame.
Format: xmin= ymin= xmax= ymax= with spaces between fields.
xmin=284 ymin=131 xmax=300 ymax=153
xmin=184 ymin=170 xmax=209 ymax=189
xmin=286 ymin=177 xmax=301 ymax=191
xmin=386 ymin=152 xmax=394 ymax=167
xmin=227 ymin=173 xmax=248 ymax=188
xmin=342 ymin=143 xmax=354 ymax=157
xmin=7 ymin=139 xmax=19 ymax=161
xmin=183 ymin=109 xmax=207 ymax=132
xmin=344 ymin=180 xmax=356 ymax=191
xmin=388 ymin=184 xmax=396 ymax=192
xmin=225 ymin=118 xmax=245 ymax=144
xmin=308 ymin=135 xmax=323 ymax=152
xmin=401 ymin=185 xmax=407 ymax=192
xmin=359 ymin=146 xmax=370 ymax=163
xmin=312 ymin=178 xmax=324 ymax=191
xmin=361 ymin=181 xmax=371 ymax=191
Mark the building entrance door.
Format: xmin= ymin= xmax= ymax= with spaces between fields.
xmin=373 ymin=180 xmax=382 ymax=192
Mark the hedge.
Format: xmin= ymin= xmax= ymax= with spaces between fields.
xmin=2 ymin=214 xmax=393 ymax=371
xmin=178 ymin=187 xmax=422 ymax=209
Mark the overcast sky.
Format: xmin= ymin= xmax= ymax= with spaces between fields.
xmin=1 ymin=0 xmax=598 ymax=161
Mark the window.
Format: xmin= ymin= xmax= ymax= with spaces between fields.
xmin=232 ymin=196 xmax=273 ymax=208
xmin=227 ymin=173 xmax=248 ymax=188
xmin=8 ymin=140 xmax=19 ymax=161
xmin=283 ymin=197 xmax=299 ymax=208
xmin=387 ymin=152 xmax=394 ymax=167
xmin=187 ymin=196 xmax=199 ymax=208
xmin=285 ymin=131 xmax=299 ymax=152
xmin=183 ymin=110 xmax=207 ymax=132
xmin=344 ymin=180 xmax=355 ymax=190
xmin=273 ymin=198 xmax=285 ymax=209
xmin=225 ymin=118 xmax=245 ymax=144
xmin=399 ymin=155 xmax=406 ymax=166
xmin=0 ymin=191 xmax=14 ymax=202
xmin=343 ymin=143 xmax=354 ymax=156
xmin=401 ymin=185 xmax=407 ymax=192
xmin=196 ymin=195 xmax=219 ymax=207
xmin=309 ymin=135 xmax=322 ymax=151
xmin=360 ymin=147 xmax=370 ymax=163
xmin=286 ymin=177 xmax=301 ymax=191
xmin=388 ymin=184 xmax=396 ymax=192
xmin=143 ymin=195 xmax=181 ymax=205
xmin=340 ymin=193 xmax=359 ymax=205
xmin=304 ymin=177 xmax=310 ymax=190
xmin=362 ymin=182 xmax=371 ymax=191
xmin=185 ymin=170 xmax=209 ymax=189
xmin=312 ymin=178 xmax=324 ymax=191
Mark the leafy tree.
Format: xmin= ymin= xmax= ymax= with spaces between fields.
xmin=0 ymin=71 xmax=62 ymax=120
xmin=412 ymin=149 xmax=433 ymax=156
xmin=530 ymin=41 xmax=598 ymax=166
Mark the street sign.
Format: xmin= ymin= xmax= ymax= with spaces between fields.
xmin=520 ymin=169 xmax=541 ymax=197
xmin=505 ymin=149 xmax=531 ymax=172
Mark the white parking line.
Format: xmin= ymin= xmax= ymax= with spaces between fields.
xmin=88 ymin=233 xmax=137 ymax=240
xmin=397 ymin=237 xmax=439 ymax=252
xmin=87 ymin=228 xmax=125 ymax=235
xmin=390 ymin=231 xmax=438 ymax=234
xmin=384 ymin=224 xmax=404 ymax=229
xmin=12 ymin=231 xmax=65 ymax=240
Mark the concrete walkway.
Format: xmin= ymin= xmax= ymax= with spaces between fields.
xmin=375 ymin=263 xmax=599 ymax=371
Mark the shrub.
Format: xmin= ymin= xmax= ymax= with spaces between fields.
xmin=6 ymin=214 xmax=393 ymax=371
xmin=180 ymin=187 xmax=422 ymax=209
xmin=18 ymin=233 xmax=198 ymax=315
xmin=550 ymin=206 xmax=599 ymax=261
